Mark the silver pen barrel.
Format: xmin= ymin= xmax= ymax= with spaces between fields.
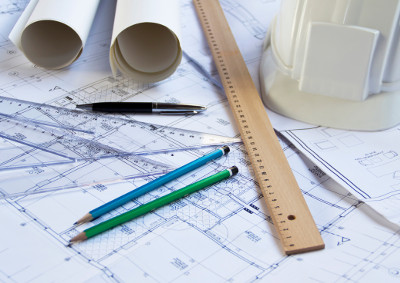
xmin=152 ymin=102 xmax=207 ymax=113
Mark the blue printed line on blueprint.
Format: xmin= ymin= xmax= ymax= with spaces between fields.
xmin=284 ymin=130 xmax=371 ymax=199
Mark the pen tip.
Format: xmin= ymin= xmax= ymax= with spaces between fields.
xmin=75 ymin=104 xmax=92 ymax=110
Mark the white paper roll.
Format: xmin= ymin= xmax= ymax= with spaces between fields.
xmin=9 ymin=0 xmax=100 ymax=69
xmin=110 ymin=0 xmax=182 ymax=83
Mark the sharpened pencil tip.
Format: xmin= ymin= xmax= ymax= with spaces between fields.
xmin=74 ymin=213 xmax=94 ymax=225
xmin=69 ymin=232 xmax=88 ymax=244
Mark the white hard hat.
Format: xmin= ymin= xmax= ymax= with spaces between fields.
xmin=260 ymin=0 xmax=400 ymax=130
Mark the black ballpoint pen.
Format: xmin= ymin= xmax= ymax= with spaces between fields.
xmin=76 ymin=102 xmax=207 ymax=115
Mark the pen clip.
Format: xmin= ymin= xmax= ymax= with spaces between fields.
xmin=159 ymin=111 xmax=200 ymax=115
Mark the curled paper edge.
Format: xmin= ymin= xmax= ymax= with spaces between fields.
xmin=110 ymin=25 xmax=182 ymax=83
xmin=109 ymin=0 xmax=182 ymax=83
xmin=9 ymin=0 xmax=100 ymax=69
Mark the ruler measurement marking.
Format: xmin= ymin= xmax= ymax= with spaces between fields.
xmin=194 ymin=0 xmax=324 ymax=254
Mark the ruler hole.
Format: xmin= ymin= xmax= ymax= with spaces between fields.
xmin=287 ymin=215 xmax=296 ymax=221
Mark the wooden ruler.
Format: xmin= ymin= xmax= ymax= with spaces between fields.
xmin=193 ymin=0 xmax=325 ymax=254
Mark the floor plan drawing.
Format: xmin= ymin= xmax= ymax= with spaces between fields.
xmin=283 ymin=126 xmax=400 ymax=225
xmin=0 ymin=94 xmax=240 ymax=198
xmin=0 ymin=0 xmax=399 ymax=282
xmin=2 ymin=140 xmax=400 ymax=282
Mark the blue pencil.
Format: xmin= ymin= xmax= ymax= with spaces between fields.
xmin=74 ymin=146 xmax=230 ymax=224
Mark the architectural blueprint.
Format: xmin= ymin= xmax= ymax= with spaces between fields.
xmin=0 ymin=95 xmax=239 ymax=198
xmin=0 ymin=0 xmax=399 ymax=282
xmin=282 ymin=127 xmax=400 ymax=225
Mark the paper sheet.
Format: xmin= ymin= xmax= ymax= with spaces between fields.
xmin=9 ymin=0 xmax=100 ymax=69
xmin=280 ymin=126 xmax=400 ymax=226
xmin=1 ymin=0 xmax=400 ymax=282
xmin=110 ymin=0 xmax=182 ymax=83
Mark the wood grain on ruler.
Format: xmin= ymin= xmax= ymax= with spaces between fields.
xmin=193 ymin=0 xmax=324 ymax=254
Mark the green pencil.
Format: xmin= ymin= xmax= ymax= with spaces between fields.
xmin=70 ymin=166 xmax=238 ymax=243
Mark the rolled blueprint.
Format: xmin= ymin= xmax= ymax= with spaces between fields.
xmin=110 ymin=0 xmax=182 ymax=83
xmin=9 ymin=0 xmax=100 ymax=69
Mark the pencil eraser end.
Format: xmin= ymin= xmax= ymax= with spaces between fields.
xmin=222 ymin=146 xmax=230 ymax=155
xmin=230 ymin=166 xmax=239 ymax=176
